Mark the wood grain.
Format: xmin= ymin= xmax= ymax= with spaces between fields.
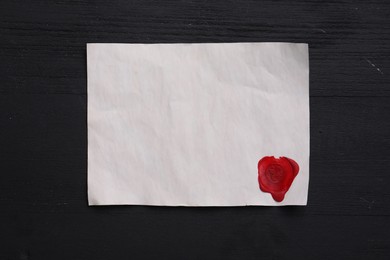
xmin=1 ymin=0 xmax=389 ymax=259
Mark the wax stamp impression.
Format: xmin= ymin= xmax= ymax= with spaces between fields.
xmin=257 ymin=156 xmax=299 ymax=202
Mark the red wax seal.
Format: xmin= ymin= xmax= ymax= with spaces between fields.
xmin=257 ymin=156 xmax=299 ymax=202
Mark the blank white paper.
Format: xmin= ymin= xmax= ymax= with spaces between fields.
xmin=87 ymin=43 xmax=309 ymax=206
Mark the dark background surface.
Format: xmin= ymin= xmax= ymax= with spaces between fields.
xmin=1 ymin=1 xmax=389 ymax=259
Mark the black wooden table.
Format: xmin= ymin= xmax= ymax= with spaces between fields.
xmin=1 ymin=1 xmax=389 ymax=259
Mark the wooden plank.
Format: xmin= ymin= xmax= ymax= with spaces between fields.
xmin=1 ymin=96 xmax=389 ymax=217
